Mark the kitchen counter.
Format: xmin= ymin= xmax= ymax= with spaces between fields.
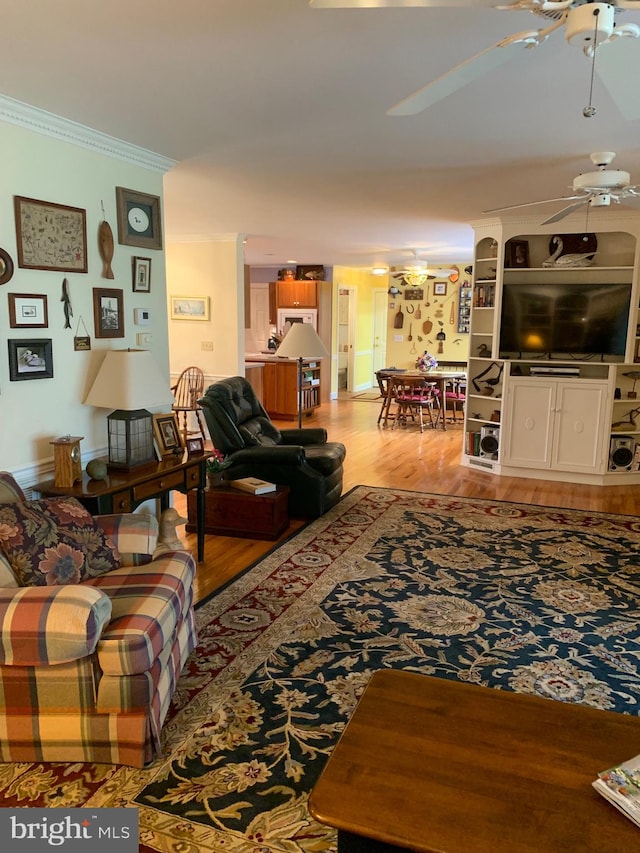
xmin=244 ymin=356 xmax=321 ymax=420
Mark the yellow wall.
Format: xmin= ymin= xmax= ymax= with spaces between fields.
xmin=385 ymin=269 xmax=470 ymax=370
xmin=165 ymin=237 xmax=245 ymax=382
xmin=332 ymin=265 xmax=471 ymax=391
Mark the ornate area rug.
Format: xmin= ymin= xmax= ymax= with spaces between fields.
xmin=3 ymin=486 xmax=640 ymax=852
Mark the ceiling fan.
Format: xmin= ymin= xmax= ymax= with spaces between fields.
xmin=388 ymin=250 xmax=457 ymax=285
xmin=309 ymin=1 xmax=640 ymax=119
xmin=483 ymin=151 xmax=640 ymax=224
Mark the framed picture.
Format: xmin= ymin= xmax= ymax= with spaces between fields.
xmin=153 ymin=413 xmax=184 ymax=457
xmin=14 ymin=196 xmax=88 ymax=273
xmin=132 ymin=256 xmax=152 ymax=292
xmin=8 ymin=338 xmax=53 ymax=381
xmin=404 ymin=288 xmax=424 ymax=301
xmin=93 ymin=287 xmax=124 ymax=338
xmin=115 ymin=187 xmax=162 ymax=250
xmin=186 ymin=436 xmax=205 ymax=456
xmin=433 ymin=281 xmax=447 ymax=296
xmin=295 ymin=264 xmax=325 ymax=281
xmin=506 ymin=239 xmax=530 ymax=268
xmin=170 ymin=296 xmax=210 ymax=321
xmin=8 ymin=293 xmax=48 ymax=328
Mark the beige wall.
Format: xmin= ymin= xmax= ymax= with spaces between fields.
xmin=0 ymin=117 xmax=170 ymax=478
xmin=165 ymin=237 xmax=245 ymax=383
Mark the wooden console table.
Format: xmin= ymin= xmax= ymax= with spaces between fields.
xmin=309 ymin=669 xmax=640 ymax=852
xmin=34 ymin=452 xmax=209 ymax=562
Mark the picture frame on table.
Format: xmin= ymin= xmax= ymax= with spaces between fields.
xmin=186 ymin=436 xmax=205 ymax=456
xmin=505 ymin=239 xmax=530 ymax=269
xmin=433 ymin=281 xmax=447 ymax=296
xmin=170 ymin=296 xmax=210 ymax=321
xmin=93 ymin=287 xmax=124 ymax=339
xmin=14 ymin=196 xmax=87 ymax=273
xmin=8 ymin=338 xmax=53 ymax=381
xmin=132 ymin=256 xmax=152 ymax=292
xmin=115 ymin=187 xmax=163 ymax=250
xmin=8 ymin=293 xmax=48 ymax=328
xmin=153 ymin=413 xmax=184 ymax=458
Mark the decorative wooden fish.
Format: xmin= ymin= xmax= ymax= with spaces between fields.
xmin=98 ymin=220 xmax=115 ymax=279
xmin=61 ymin=278 xmax=72 ymax=329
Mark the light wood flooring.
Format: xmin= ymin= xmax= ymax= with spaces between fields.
xmin=179 ymin=396 xmax=640 ymax=605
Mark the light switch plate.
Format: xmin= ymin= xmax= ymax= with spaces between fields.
xmin=136 ymin=332 xmax=152 ymax=346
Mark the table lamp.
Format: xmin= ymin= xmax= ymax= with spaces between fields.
xmin=275 ymin=323 xmax=329 ymax=428
xmin=84 ymin=349 xmax=174 ymax=469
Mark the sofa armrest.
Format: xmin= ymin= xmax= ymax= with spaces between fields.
xmin=0 ymin=586 xmax=112 ymax=666
xmin=96 ymin=513 xmax=159 ymax=566
xmin=231 ymin=445 xmax=306 ymax=466
xmin=279 ymin=428 xmax=327 ymax=446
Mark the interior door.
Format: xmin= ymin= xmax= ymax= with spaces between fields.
xmin=249 ymin=284 xmax=270 ymax=353
xmin=373 ymin=289 xmax=388 ymax=381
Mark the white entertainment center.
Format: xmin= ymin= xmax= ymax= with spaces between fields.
xmin=464 ymin=213 xmax=640 ymax=484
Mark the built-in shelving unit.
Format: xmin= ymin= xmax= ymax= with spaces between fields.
xmin=463 ymin=217 xmax=640 ymax=483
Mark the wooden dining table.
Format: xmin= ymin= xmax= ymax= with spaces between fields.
xmin=378 ymin=369 xmax=466 ymax=430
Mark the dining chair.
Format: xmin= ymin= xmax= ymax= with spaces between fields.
xmin=391 ymin=375 xmax=441 ymax=433
xmin=171 ymin=366 xmax=207 ymax=441
xmin=445 ymin=377 xmax=466 ymax=424
xmin=376 ymin=371 xmax=396 ymax=425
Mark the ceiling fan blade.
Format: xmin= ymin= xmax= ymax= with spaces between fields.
xmin=596 ymin=38 xmax=640 ymax=120
xmin=483 ymin=195 xmax=585 ymax=214
xmin=386 ymin=38 xmax=529 ymax=116
xmin=309 ymin=1 xmax=493 ymax=7
xmin=540 ymin=200 xmax=588 ymax=226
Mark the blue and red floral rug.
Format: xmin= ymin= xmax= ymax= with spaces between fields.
xmin=3 ymin=486 xmax=640 ymax=851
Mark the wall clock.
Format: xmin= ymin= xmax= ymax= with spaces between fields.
xmin=0 ymin=248 xmax=14 ymax=285
xmin=115 ymin=187 xmax=163 ymax=250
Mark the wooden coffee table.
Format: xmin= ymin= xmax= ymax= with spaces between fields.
xmin=308 ymin=669 xmax=640 ymax=852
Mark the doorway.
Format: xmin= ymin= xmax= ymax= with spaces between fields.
xmin=372 ymin=288 xmax=387 ymax=382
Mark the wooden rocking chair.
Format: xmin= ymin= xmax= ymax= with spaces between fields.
xmin=171 ymin=366 xmax=207 ymax=441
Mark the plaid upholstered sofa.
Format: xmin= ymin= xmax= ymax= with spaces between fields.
xmin=0 ymin=472 xmax=197 ymax=767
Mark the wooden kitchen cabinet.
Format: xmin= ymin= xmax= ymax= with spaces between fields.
xmin=256 ymin=358 xmax=320 ymax=420
xmin=275 ymin=280 xmax=318 ymax=308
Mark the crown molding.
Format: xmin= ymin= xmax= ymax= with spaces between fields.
xmin=0 ymin=94 xmax=176 ymax=173
xmin=167 ymin=233 xmax=246 ymax=244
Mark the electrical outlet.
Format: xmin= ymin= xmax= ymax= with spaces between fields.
xmin=201 ymin=341 xmax=214 ymax=351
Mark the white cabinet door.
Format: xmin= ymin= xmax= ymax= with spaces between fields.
xmin=552 ymin=382 xmax=608 ymax=473
xmin=502 ymin=380 xmax=555 ymax=467
xmin=503 ymin=379 xmax=608 ymax=474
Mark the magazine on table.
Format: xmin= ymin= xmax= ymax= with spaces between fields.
xmin=593 ymin=753 xmax=640 ymax=828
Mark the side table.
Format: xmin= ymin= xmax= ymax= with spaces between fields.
xmin=34 ymin=452 xmax=209 ymax=562
xmin=187 ymin=484 xmax=290 ymax=540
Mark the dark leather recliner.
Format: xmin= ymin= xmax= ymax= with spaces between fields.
xmin=198 ymin=376 xmax=346 ymax=518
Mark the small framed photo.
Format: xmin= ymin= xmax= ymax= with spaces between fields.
xmin=170 ymin=296 xmax=210 ymax=321
xmin=115 ymin=187 xmax=162 ymax=250
xmin=8 ymin=338 xmax=53 ymax=381
xmin=186 ymin=436 xmax=205 ymax=456
xmin=93 ymin=288 xmax=124 ymax=338
xmin=506 ymin=239 xmax=530 ymax=268
xmin=153 ymin=413 xmax=184 ymax=457
xmin=433 ymin=281 xmax=447 ymax=296
xmin=404 ymin=288 xmax=424 ymax=301
xmin=8 ymin=293 xmax=48 ymax=328
xmin=132 ymin=256 xmax=151 ymax=292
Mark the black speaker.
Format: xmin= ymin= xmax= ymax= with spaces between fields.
xmin=479 ymin=425 xmax=500 ymax=460
xmin=609 ymin=436 xmax=635 ymax=471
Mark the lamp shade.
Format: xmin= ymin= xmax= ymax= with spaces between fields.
xmin=84 ymin=349 xmax=174 ymax=470
xmin=84 ymin=349 xmax=174 ymax=410
xmin=275 ymin=322 xmax=329 ymax=360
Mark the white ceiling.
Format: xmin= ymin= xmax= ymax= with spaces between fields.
xmin=2 ymin=0 xmax=640 ymax=268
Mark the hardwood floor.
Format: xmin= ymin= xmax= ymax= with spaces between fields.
xmin=180 ymin=397 xmax=640 ymax=605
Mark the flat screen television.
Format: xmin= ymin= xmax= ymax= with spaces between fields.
xmin=499 ymin=282 xmax=632 ymax=362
